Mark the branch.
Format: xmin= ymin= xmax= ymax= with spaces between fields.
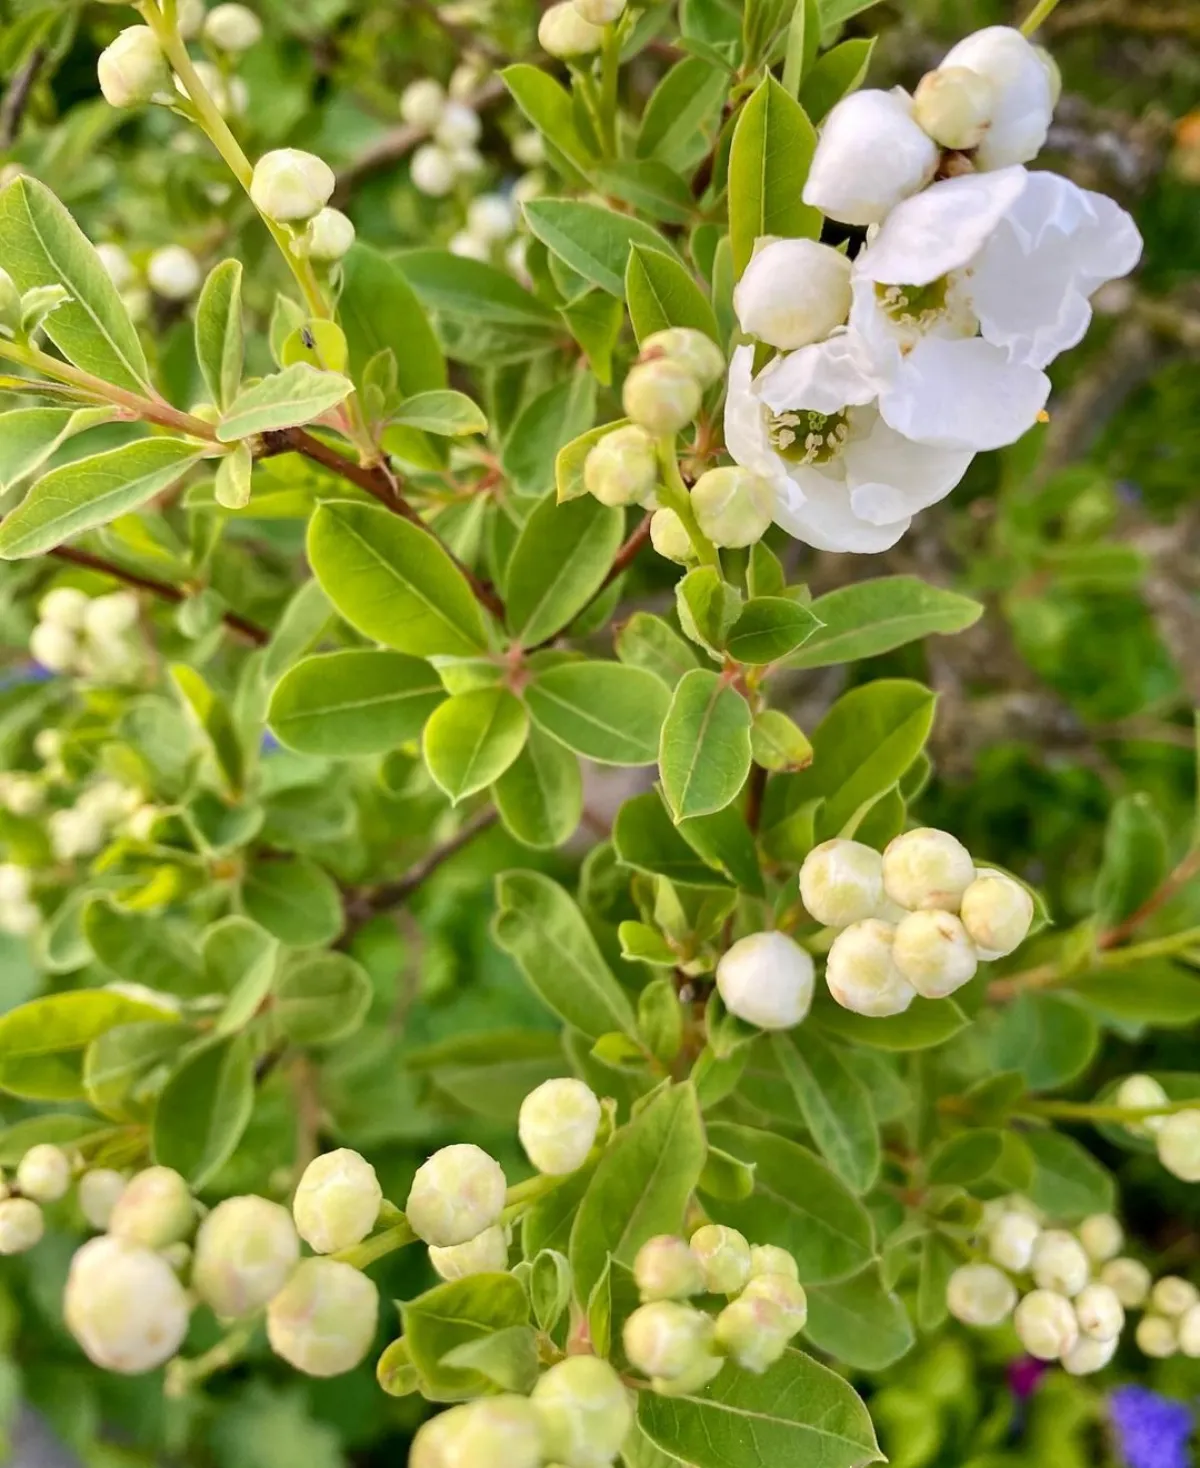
xmin=0 ymin=47 xmax=44 ymax=148
xmin=603 ymin=512 xmax=653 ymax=592
xmin=344 ymin=807 xmax=499 ymax=927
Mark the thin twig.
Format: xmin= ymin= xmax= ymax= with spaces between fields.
xmin=603 ymin=513 xmax=653 ymax=592
xmin=0 ymin=47 xmax=45 ymax=149
xmin=344 ymin=807 xmax=500 ymax=926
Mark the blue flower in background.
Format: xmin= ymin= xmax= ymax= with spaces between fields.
xmin=1109 ymin=1386 xmax=1194 ymax=1468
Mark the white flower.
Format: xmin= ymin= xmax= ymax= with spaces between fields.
xmin=575 ymin=0 xmax=626 ymax=21
xmin=946 ymin=1263 xmax=1016 ymax=1327
xmin=449 ymin=230 xmax=491 ymax=261
xmin=266 ymin=1258 xmax=378 ymax=1377
xmin=147 ymin=245 xmax=201 ymax=301
xmin=411 ymin=144 xmax=457 ymax=197
xmin=0 ymin=1198 xmax=43 ymax=1254
xmin=649 ymin=508 xmax=693 ymax=564
xmin=989 ymin=1210 xmax=1040 ymax=1272
xmin=250 ymin=149 xmax=335 ymax=222
xmin=624 ymin=358 xmax=702 ymax=436
xmin=399 ymin=78 xmax=446 ymax=130
xmin=634 ymin=1237 xmax=705 ymax=1301
xmin=1135 ymin=1314 xmax=1178 ymax=1358
xmin=892 ymin=910 xmax=978 ymax=998
xmin=689 ymin=1225 xmax=751 ymax=1295
xmin=937 ymin=26 xmax=1055 ymax=170
xmin=1074 ymin=1282 xmax=1124 ymax=1342
xmin=1115 ymin=1073 xmax=1169 ymax=1137
xmin=1031 ymin=1229 xmax=1090 ymax=1296
xmin=691 ymin=467 xmax=774 ymax=548
xmin=882 ymin=827 xmax=976 ymax=911
xmin=1157 ymin=1109 xmax=1200 ymax=1181
xmin=825 ymin=919 xmax=915 ymax=1017
xmin=467 ymin=193 xmax=516 ymax=243
xmin=802 ymin=89 xmax=939 ymax=227
xmin=83 ymin=591 xmax=139 ymax=642
xmin=726 ymin=343 xmax=973 ymax=553
xmin=30 ymin=622 xmax=77 ymax=672
xmin=538 ymin=1 xmax=605 ymax=57
xmin=1078 ymin=1213 xmax=1124 ymax=1264
xmin=306 ymin=207 xmax=356 ymax=262
xmin=584 ymin=425 xmax=658 ymax=507
xmin=0 ymin=864 xmax=30 ymax=905
xmin=96 ymin=243 xmax=134 ymax=291
xmin=293 ymin=1149 xmax=382 ymax=1253
xmin=429 ymin=1224 xmax=509 ymax=1280
xmin=714 ymin=1293 xmax=791 ymax=1373
xmin=109 ymin=1165 xmax=194 ymax=1248
xmin=203 ymin=4 xmax=263 ymax=51
xmin=715 ymin=930 xmax=815 ymax=1030
xmin=435 ymin=101 xmax=482 ymax=150
xmin=531 ymin=1357 xmax=632 ymax=1468
xmin=734 ymin=239 xmax=853 ymax=351
xmin=960 ymin=869 xmax=1034 ymax=958
xmin=193 ymin=1195 xmax=300 ymax=1318
xmin=16 ymin=1144 xmax=71 ymax=1202
xmin=1099 ymin=1257 xmax=1151 ymax=1307
xmin=623 ymin=1301 xmax=715 ymax=1381
xmin=97 ymin=26 xmax=172 ymax=109
xmin=39 ymin=585 xmax=89 ymax=629
xmin=405 ymin=1143 xmax=506 ymax=1246
xmin=512 ymin=130 xmax=546 ymax=167
xmin=1062 ymin=1334 xmax=1117 ymax=1376
xmin=1178 ymin=1303 xmax=1200 ymax=1358
xmin=65 ymin=1236 xmax=190 ymax=1372
xmin=912 ymin=66 xmax=997 ymax=151
xmin=78 ymin=1169 xmax=126 ymax=1230
xmin=1151 ymin=1275 xmax=1199 ymax=1317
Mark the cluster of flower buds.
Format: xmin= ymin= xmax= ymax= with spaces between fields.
xmin=48 ymin=778 xmax=146 ymax=864
xmin=0 ymin=861 xmax=39 ymax=937
xmin=0 ymin=1142 xmax=75 ymax=1255
xmin=30 ymin=587 xmax=142 ymax=681
xmin=1113 ymin=1074 xmax=1200 ymax=1183
xmin=538 ymin=0 xmax=627 ymax=60
xmin=400 ymin=76 xmax=487 ymax=198
xmin=800 ymin=831 xmax=1034 ymax=1018
xmin=248 ymin=150 xmax=355 ymax=262
xmin=448 ymin=193 xmax=519 ymax=264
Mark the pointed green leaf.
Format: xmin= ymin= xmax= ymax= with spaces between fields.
xmin=728 ymin=75 xmax=820 ymax=279
xmin=195 ymin=258 xmax=244 ymax=409
xmin=660 ymin=670 xmax=752 ymax=821
xmin=626 ymin=244 xmax=720 ymax=344
xmin=268 ymin=649 xmax=445 ymax=756
xmin=771 ymin=1031 xmax=880 ymax=1193
xmin=523 ymin=198 xmax=681 ymax=297
xmin=525 ymin=662 xmax=671 ymax=766
xmin=423 ymin=686 xmax=529 ymax=803
xmin=216 ymin=363 xmax=353 ymax=441
xmin=505 ymin=493 xmax=625 ymax=646
xmin=151 ymin=1031 xmax=255 ymax=1189
xmin=391 ymin=390 xmax=487 ymax=437
xmin=493 ymin=726 xmax=583 ymax=849
xmin=787 ymin=577 xmax=983 ymax=669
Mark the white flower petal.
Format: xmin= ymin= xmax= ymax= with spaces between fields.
xmin=844 ymin=410 xmax=974 ymax=513
xmin=756 ymin=332 xmax=881 ymax=416
xmin=939 ymin=26 xmax=1055 ymax=170
xmin=773 ymin=462 xmax=911 ymax=554
xmin=723 ymin=346 xmax=792 ymax=493
xmin=802 ymin=89 xmax=938 ymax=227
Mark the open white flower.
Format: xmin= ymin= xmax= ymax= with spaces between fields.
xmin=725 ymin=342 xmax=972 ymax=553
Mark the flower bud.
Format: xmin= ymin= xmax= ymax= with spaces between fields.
xmin=733 ymin=239 xmax=853 ymax=351
xmin=913 ymin=65 xmax=997 ymax=150
xmin=1156 ymin=1109 xmax=1200 ymax=1182
xmin=1061 ymin=1333 xmax=1117 ymax=1376
xmin=96 ymin=243 xmax=134 ymax=291
xmin=30 ymin=623 xmax=77 ymax=673
xmin=400 ymin=78 xmax=446 ymax=130
xmin=84 ymin=591 xmax=139 ymax=641
xmin=108 ymin=1165 xmax=195 ymax=1249
xmin=824 ymin=919 xmax=915 ymax=1018
xmin=406 ymin=1143 xmax=506 ymax=1246
xmin=435 ymin=101 xmax=481 ymax=150
xmin=203 ymin=3 xmax=262 ymax=50
xmin=891 ymin=910 xmax=978 ymax=999
xmin=450 ymin=231 xmax=490 ymax=262
xmin=634 ymin=1236 xmax=705 ymax=1301
xmin=622 ymin=360 xmax=702 ymax=437
xmin=649 ymin=509 xmax=693 ymax=564
xmin=78 ymin=1169 xmax=126 ymax=1230
xmin=0 ymin=1197 xmax=43 ymax=1254
xmin=429 ymin=1223 xmax=509 ymax=1281
xmin=175 ymin=0 xmax=206 ymax=35
xmin=802 ymin=89 xmax=939 ymax=227
xmin=749 ymin=1243 xmax=799 ymax=1282
xmin=450 ymin=146 xmax=484 ymax=177
xmin=530 ymin=1355 xmax=632 ymax=1468
xmin=714 ymin=1294 xmax=790 ymax=1373
xmin=946 ymin=1264 xmax=1016 ymax=1327
xmin=1099 ymin=1256 xmax=1151 ymax=1308
xmin=467 ymin=193 xmax=516 ymax=243
xmin=937 ymin=26 xmax=1055 ymax=170
xmin=513 ymin=130 xmax=545 ymax=168
xmin=538 ymin=1 xmax=605 ymax=58
xmin=575 ymin=0 xmax=626 ymax=21
xmin=691 ymin=467 xmax=774 ymax=549
xmin=882 ymin=828 xmax=976 ymax=912
xmin=715 ymin=930 xmax=815 ymax=1032
xmin=293 ymin=1148 xmax=382 ymax=1254
xmin=1115 ymin=1073 xmax=1169 ymax=1136
xmin=1073 ymin=1282 xmax=1123 ymax=1342
xmin=250 ymin=149 xmax=335 ymax=222
xmin=640 ymin=328 xmax=724 ymax=390
xmin=584 ymin=424 xmax=658 ymax=507
xmin=1178 ymin=1303 xmax=1200 ymax=1357
xmin=0 ymin=864 xmax=30 ymax=904
xmin=1135 ymin=1314 xmax=1177 ymax=1358
xmin=193 ymin=1195 xmax=300 ymax=1318
xmin=799 ymin=840 xmax=884 ymax=929
xmin=64 ymin=1235 xmax=190 ymax=1372
xmin=519 ymin=1078 xmax=601 ymax=1176
xmin=1151 ymin=1275 xmax=1199 ymax=1316
xmin=740 ymin=1271 xmax=808 ymax=1332
xmin=1013 ymin=1289 xmax=1077 ymax=1360
xmin=959 ymin=871 xmax=1034 ymax=959
xmin=1030 ymin=1230 xmax=1089 ymax=1297
xmin=40 ymin=585 xmax=89 ymax=629
xmin=1078 ymin=1213 xmax=1123 ymax=1264
xmin=411 ymin=144 xmax=457 ymax=197
xmin=266 ymin=1257 xmax=378 ymax=1377
xmin=689 ymin=1224 xmax=751 ymax=1296
xmin=989 ymin=1210 xmax=1039 ymax=1273
xmin=623 ymin=1301 xmax=716 ymax=1381
xmin=306 ymin=207 xmax=356 ymax=262
xmin=97 ymin=26 xmax=172 ymax=109
xmin=147 ymin=245 xmax=201 ymax=301
xmin=416 ymin=1397 xmax=546 ymax=1468
xmin=17 ymin=1144 xmax=71 ymax=1202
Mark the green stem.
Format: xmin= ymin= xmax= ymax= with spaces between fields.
xmin=1019 ymin=0 xmax=1062 ymax=34
xmin=1021 ymin=1097 xmax=1200 ymax=1123
xmin=334 ymin=1218 xmax=418 ymax=1270
xmin=655 ymin=436 xmax=720 ymax=570
xmin=1098 ymin=925 xmax=1200 ymax=966
xmin=165 ymin=1321 xmax=256 ymax=1397
xmin=572 ymin=66 xmax=608 ymax=160
xmin=599 ymin=24 xmax=621 ymax=158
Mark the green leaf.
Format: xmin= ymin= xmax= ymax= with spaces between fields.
xmin=525 ymin=662 xmax=671 ymax=766
xmin=727 ymin=75 xmax=820 ymax=279
xmin=85 ymin=1021 xmax=191 ymax=1121
xmin=392 ymin=390 xmax=488 ymax=437
xmin=916 ymin=1232 xmax=958 ymax=1333
xmin=726 ymin=597 xmax=821 ymax=664
xmin=274 ymin=952 xmax=373 ymax=1046
xmin=84 ymin=897 xmax=205 ymax=996
xmin=401 ymin=1274 xmax=529 ymax=1401
xmin=614 ymin=791 xmax=732 ymax=888
xmin=240 ymin=856 xmax=343 ymax=947
xmin=1093 ymin=793 xmax=1168 ymax=929
xmin=1069 ymin=962 xmax=1200 ymax=1026
xmin=751 ymin=709 xmax=813 ymax=772
xmin=805 ymin=1265 xmax=915 ymax=1371
xmin=523 ymin=198 xmax=680 ymax=298
xmin=151 ymin=1031 xmax=256 ymax=1189
xmin=561 ymin=289 xmax=625 ymax=385
xmin=638 ymin=1348 xmax=879 ymax=1468
xmin=626 ymin=245 xmax=720 ymax=345
xmin=677 ymin=804 xmax=764 ymax=895
xmin=268 ymin=650 xmax=445 ymax=757
xmin=926 ymin=1130 xmax=1006 ymax=1187
xmin=0 ymin=991 xmax=178 ymax=1101
xmin=440 ymin=1326 xmax=540 ymax=1395
xmin=676 ymin=567 xmax=742 ymax=658
xmin=308 ymin=500 xmax=489 ymax=656
xmin=407 ymin=1031 xmax=565 ymax=1120
xmin=0 ymin=176 xmax=151 ymax=392
xmin=501 ymin=63 xmax=596 ymax=180
xmin=799 ymin=37 xmax=876 ymax=122
xmin=0 ymin=1114 xmax=117 ymax=1168
xmin=813 ymin=993 xmax=967 ymax=1052
xmin=216 ymin=363 xmax=353 ymax=441
xmin=1025 ymin=1130 xmax=1115 ymax=1221
xmin=594 ymin=161 xmax=696 ymax=227
xmin=493 ymin=727 xmax=583 ymax=849
xmin=660 ymin=670 xmax=752 ymax=821
xmin=208 ymin=918 xmax=279 ymax=1037
xmin=570 ymin=1083 xmax=706 ymax=1304
xmin=555 ymin=420 xmax=629 ymax=503
xmin=989 ymin=991 xmax=1098 ymax=1090
xmin=195 ymin=258 xmax=244 ymax=409
xmin=787 ymin=577 xmax=983 ymax=669
xmin=493 ymin=871 xmax=639 ymax=1041
xmin=616 ymin=612 xmax=701 ymax=687
xmin=397 ymin=248 xmax=560 ymax=365
xmin=771 ymin=1031 xmax=879 ymax=1193
xmin=169 ymin=663 xmax=244 ymax=795
xmin=339 ymin=244 xmax=446 ymax=391
xmin=505 ymin=493 xmax=624 ymax=646
xmin=0 ymin=405 xmax=113 ymax=491
xmin=423 ymin=686 xmax=529 ymax=803
xmin=821 ymin=0 xmax=883 ymax=25
xmin=637 ymin=56 xmax=729 ymax=173
xmin=502 ymin=371 xmax=598 ymax=498
xmin=0 ymin=438 xmax=204 ymax=559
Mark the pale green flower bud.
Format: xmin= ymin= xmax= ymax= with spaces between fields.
xmin=634 ymin=1236 xmax=705 ymax=1301
xmin=161 ymin=1241 xmax=192 ymax=1273
xmin=64 ymin=1235 xmax=190 ymax=1372
xmin=531 ymin=1355 xmax=632 ymax=1468
xmin=538 ymin=1 xmax=604 ymax=58
xmin=715 ymin=930 xmax=814 ymax=1031
xmin=913 ymin=65 xmax=997 ymax=150
xmin=1061 ymin=1333 xmax=1117 ymax=1376
xmin=467 ymin=194 xmax=516 ymax=243
xmin=1151 ymin=1275 xmax=1199 ymax=1317
xmin=824 ymin=919 xmax=915 ymax=1018
xmin=575 ymin=0 xmax=626 ymax=22
xmin=946 ymin=1263 xmax=1016 ymax=1327
xmin=429 ymin=1224 xmax=508 ymax=1281
xmin=1099 ymin=1256 xmax=1151 ymax=1308
xmin=39 ymin=585 xmax=89 ymax=630
xmin=202 ymin=3 xmax=263 ymax=51
xmin=0 ymin=1197 xmax=43 ymax=1254
xmin=733 ymin=238 xmax=852 ymax=351
xmin=1157 ymin=1109 xmax=1200 ymax=1181
xmin=193 ymin=1195 xmax=300 ymax=1318
xmin=799 ymin=839 xmax=884 ymax=929
xmin=882 ymin=828 xmax=975 ymax=912
xmin=740 ymin=1271 xmax=808 ymax=1333
xmin=624 ymin=1301 xmax=715 ymax=1381
xmin=250 ymin=149 xmax=335 ymax=223
xmin=400 ymin=78 xmax=446 ymax=130
xmin=293 ymin=1149 xmax=382 ymax=1254
xmin=1115 ymin=1073 xmax=1169 ymax=1137
xmin=84 ymin=590 xmax=139 ymax=642
xmin=176 ymin=0 xmax=206 ymax=40
xmin=959 ymin=870 xmax=1034 ymax=959
xmin=0 ymin=864 xmax=30 ymax=904
xmin=147 ymin=245 xmax=201 ymax=301
xmin=266 ymin=1257 xmax=378 ymax=1377
xmin=583 ymin=425 xmax=658 ymax=507
xmin=411 ymin=144 xmax=457 ymax=197
xmin=78 ymin=1169 xmax=126 ymax=1230
xmin=417 ymin=1396 xmax=546 ymax=1468
xmin=749 ymin=1244 xmax=799 ymax=1282
xmin=649 ymin=1352 xmax=723 ymax=1397
xmin=988 ymin=1210 xmax=1039 ymax=1273
xmin=649 ymin=509 xmax=693 ymax=564
xmin=518 ymin=1078 xmax=601 ymax=1176
xmin=1078 ymin=1213 xmax=1123 ymax=1264
xmin=622 ymin=360 xmax=702 ymax=437
xmin=17 ymin=1143 xmax=71 ymax=1202
xmin=108 ymin=1165 xmax=195 ymax=1249
xmin=1178 ymin=1302 xmax=1200 ymax=1357
xmin=891 ymin=910 xmax=978 ymax=1000
xmin=1135 ymin=1313 xmax=1177 ymax=1358
xmin=713 ymin=1294 xmax=790 ymax=1372
xmin=1014 ymin=1289 xmax=1077 ymax=1360
xmin=640 ymin=328 xmax=724 ymax=390
xmin=689 ymin=1224 xmax=751 ymax=1296
xmin=691 ymin=467 xmax=774 ymax=549
xmin=1073 ymin=1281 xmax=1123 ymax=1342
xmin=1030 ymin=1229 xmax=1089 ymax=1297
xmin=406 ymin=1144 xmax=506 ymax=1246
xmin=97 ymin=26 xmax=172 ymax=109
xmin=30 ymin=623 xmax=76 ymax=673
xmin=306 ymin=207 xmax=356 ymax=263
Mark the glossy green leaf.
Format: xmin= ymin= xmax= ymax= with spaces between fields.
xmin=84 ymin=1021 xmax=190 ymax=1121
xmin=613 ymin=791 xmax=732 ymax=888
xmin=216 ymin=363 xmax=353 ymax=441
xmin=0 ymin=991 xmax=178 ymax=1101
xmin=990 ymin=991 xmax=1098 ymax=1090
xmin=799 ymin=37 xmax=875 ymax=122
xmin=501 ymin=63 xmax=596 ymax=179
xmin=340 ymin=243 xmax=446 ymax=390
xmin=0 ymin=405 xmax=113 ymax=490
xmin=615 ymin=612 xmax=700 ymax=687
xmin=626 ymin=244 xmax=720 ymax=344
xmin=274 ymin=952 xmax=373 ymax=1045
xmin=525 ymin=662 xmax=671 ymax=766
xmin=805 ymin=1265 xmax=915 ymax=1371
xmin=406 ymin=1030 xmax=565 ymax=1120
xmin=1093 ymin=793 xmax=1168 ymax=929
xmin=392 ymin=390 xmax=488 ymax=437
xmin=505 ymin=493 xmax=624 ymax=646
xmin=169 ymin=663 xmax=244 ymax=795
xmin=401 ymin=1274 xmax=529 ymax=1401
xmin=493 ymin=726 xmax=583 ymax=849
xmin=423 ymin=686 xmax=529 ymax=803
xmin=397 ymin=248 xmax=560 ymax=365
xmin=660 ymin=670 xmax=752 ymax=821
xmin=239 ymin=856 xmax=343 ymax=947
xmin=1070 ymin=962 xmax=1200 ymax=1026
xmin=813 ymin=992 xmax=967 ymax=1052
xmin=727 ymin=75 xmax=820 ymax=278
xmin=787 ymin=577 xmax=983 ymax=669
xmin=751 ymin=709 xmax=813 ymax=772
xmin=1025 ymin=1130 xmax=1115 ymax=1221
xmin=151 ymin=1031 xmax=256 ymax=1189
xmin=84 ymin=897 xmax=205 ymax=996
xmin=195 ymin=258 xmax=244 ymax=409
xmin=726 ymin=597 xmax=821 ymax=664
xmin=502 ymin=371 xmax=598 ymax=498
xmin=637 ymin=56 xmax=729 ymax=173
xmin=268 ymin=650 xmax=444 ymax=756
xmin=523 ymin=198 xmax=680 ymax=297
xmin=771 ymin=1031 xmax=879 ymax=1193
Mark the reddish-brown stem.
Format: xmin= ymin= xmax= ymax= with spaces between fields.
xmin=344 ymin=808 xmax=500 ymax=927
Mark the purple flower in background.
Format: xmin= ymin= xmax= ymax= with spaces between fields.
xmin=1109 ymin=1386 xmax=1193 ymax=1468
xmin=1008 ymin=1356 xmax=1046 ymax=1401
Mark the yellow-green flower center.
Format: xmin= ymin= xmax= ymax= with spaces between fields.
xmin=876 ymin=277 xmax=953 ymax=329
xmin=768 ymin=407 xmax=849 ymax=465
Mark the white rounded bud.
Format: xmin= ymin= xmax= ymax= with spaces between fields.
xmin=306 ymin=207 xmax=356 ymax=263
xmin=2 ymin=775 xmax=43 ymax=818
xmin=1013 ymin=1289 xmax=1078 ymax=1360
xmin=649 ymin=508 xmax=693 ymax=564
xmin=17 ymin=1144 xmax=71 ymax=1203
xmin=203 ymin=3 xmax=262 ymax=51
xmin=450 ymin=146 xmax=484 ymax=177
xmin=584 ymin=425 xmax=658 ymax=507
xmin=689 ymin=1224 xmax=751 ymax=1296
xmin=405 ymin=1143 xmax=506 ymax=1246
xmin=891 ymin=910 xmax=978 ymax=999
xmin=715 ymin=930 xmax=815 ymax=1032
xmin=538 ymin=1 xmax=604 ymax=58
xmin=623 ymin=1301 xmax=715 ymax=1380
xmin=39 ymin=585 xmax=89 ymax=629
xmin=912 ymin=65 xmax=997 ymax=150
xmin=946 ymin=1263 xmax=1016 ymax=1327
xmin=1157 ymin=1109 xmax=1200 ymax=1181
xmin=250 ymin=149 xmax=335 ymax=222
xmin=882 ymin=828 xmax=976 ymax=912
xmin=467 ymin=193 xmax=516 ymax=243
xmin=1178 ymin=1303 xmax=1200 ymax=1357
xmin=0 ymin=864 xmax=30 ymax=905
xmin=428 ymin=1224 xmax=509 ymax=1281
xmin=518 ymin=1078 xmax=601 ymax=1176
xmin=1151 ymin=1275 xmax=1199 ymax=1317
xmin=1115 ymin=1073 xmax=1169 ymax=1136
xmin=740 ymin=1271 xmax=808 ymax=1332
xmin=1030 ymin=1230 xmax=1089 ymax=1297
xmin=147 ymin=245 xmax=201 ymax=300
xmin=449 ymin=231 xmax=490 ymax=262
xmin=400 ymin=78 xmax=446 ymax=130
xmin=83 ymin=590 xmax=139 ymax=641
xmin=266 ymin=1257 xmax=378 ymax=1377
xmin=640 ymin=328 xmax=724 ymax=390
xmin=937 ymin=26 xmax=1055 ymax=170
xmin=1074 ymin=1282 xmax=1124 ymax=1342
xmin=411 ymin=144 xmax=457 ymax=197
xmin=734 ymin=238 xmax=852 ymax=351
xmin=1078 ymin=1213 xmax=1123 ymax=1264
xmin=64 ymin=1236 xmax=190 ymax=1372
xmin=293 ymin=1148 xmax=382 ymax=1254
xmin=622 ymin=359 xmax=702 ymax=437
xmin=193 ymin=1195 xmax=300 ymax=1318
xmin=95 ymin=243 xmax=134 ymax=291
xmin=97 ymin=26 xmax=172 ymax=109
xmin=434 ymin=101 xmax=481 ymax=150
xmin=108 ymin=1165 xmax=195 ymax=1248
xmin=802 ymin=89 xmax=939 ymax=227
xmin=1136 ymin=1314 xmax=1178 ymax=1358
xmin=176 ymin=0 xmax=207 ymax=39
xmin=418 ymin=1397 xmax=545 ymax=1468
xmin=1099 ymin=1256 xmax=1151 ymax=1308
xmin=30 ymin=623 xmax=78 ymax=673
xmin=0 ymin=1197 xmax=43 ymax=1254
xmin=0 ymin=899 xmax=39 ymax=937
xmin=988 ymin=1211 xmax=1039 ymax=1273
xmin=78 ymin=1169 xmax=126 ymax=1230
xmin=824 ymin=919 xmax=915 ymax=1018
xmin=713 ymin=1293 xmax=790 ymax=1373
xmin=575 ymin=0 xmax=626 ymax=21
xmin=749 ymin=1244 xmax=799 ymax=1282
xmin=960 ymin=870 xmax=1034 ymax=959
xmin=634 ymin=1236 xmax=705 ymax=1301
xmin=1061 ymin=1333 xmax=1117 ymax=1376
xmin=691 ymin=467 xmax=774 ymax=549
xmin=530 ymin=1355 xmax=632 ymax=1468
xmin=799 ymin=839 xmax=884 ymax=929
